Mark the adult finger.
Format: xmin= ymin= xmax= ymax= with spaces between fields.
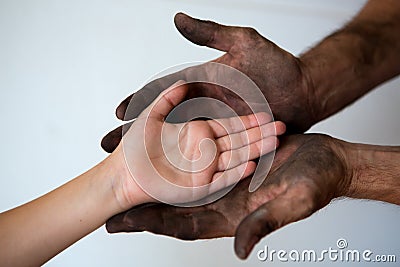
xmin=174 ymin=12 xmax=242 ymax=52
xmin=100 ymin=122 xmax=133 ymax=153
xmin=116 ymin=94 xmax=134 ymax=120
xmin=106 ymin=204 xmax=234 ymax=240
xmin=234 ymin=182 xmax=317 ymax=259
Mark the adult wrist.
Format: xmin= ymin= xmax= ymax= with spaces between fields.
xmin=299 ymin=14 xmax=400 ymax=125
xmin=317 ymin=136 xmax=354 ymax=198
xmin=339 ymin=141 xmax=400 ymax=204
xmin=296 ymin=57 xmax=320 ymax=127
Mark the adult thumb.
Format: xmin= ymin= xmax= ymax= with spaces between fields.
xmin=174 ymin=12 xmax=239 ymax=52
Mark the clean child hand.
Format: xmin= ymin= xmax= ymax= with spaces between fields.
xmin=111 ymin=81 xmax=286 ymax=208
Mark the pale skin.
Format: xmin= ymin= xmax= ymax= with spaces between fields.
xmin=102 ymin=0 xmax=400 ymax=260
xmin=0 ymin=81 xmax=286 ymax=266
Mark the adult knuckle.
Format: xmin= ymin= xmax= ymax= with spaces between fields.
xmin=294 ymin=181 xmax=318 ymax=210
xmin=243 ymin=26 xmax=258 ymax=37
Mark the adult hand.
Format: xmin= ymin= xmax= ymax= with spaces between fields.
xmin=106 ymin=134 xmax=351 ymax=259
xmin=101 ymin=12 xmax=315 ymax=153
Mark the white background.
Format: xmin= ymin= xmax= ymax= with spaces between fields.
xmin=0 ymin=0 xmax=399 ymax=266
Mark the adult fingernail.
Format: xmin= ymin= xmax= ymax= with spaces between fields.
xmin=235 ymin=246 xmax=247 ymax=260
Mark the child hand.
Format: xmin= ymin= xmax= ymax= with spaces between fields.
xmin=112 ymin=81 xmax=286 ymax=208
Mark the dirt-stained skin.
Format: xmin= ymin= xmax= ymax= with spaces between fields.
xmin=101 ymin=1 xmax=400 ymax=259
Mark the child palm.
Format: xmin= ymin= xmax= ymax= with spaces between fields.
xmin=120 ymin=81 xmax=285 ymax=205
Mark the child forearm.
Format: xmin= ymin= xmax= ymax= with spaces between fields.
xmin=0 ymin=151 xmax=130 ymax=266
